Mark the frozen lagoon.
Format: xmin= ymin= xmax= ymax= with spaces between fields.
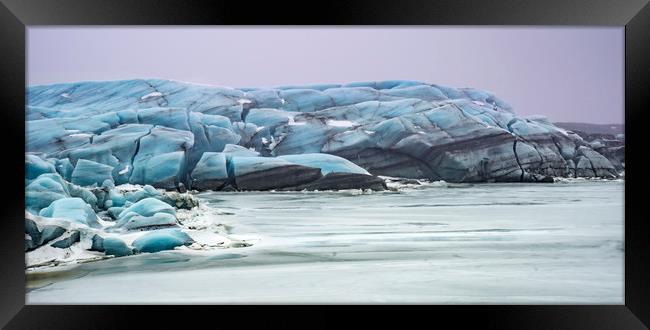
xmin=27 ymin=180 xmax=624 ymax=304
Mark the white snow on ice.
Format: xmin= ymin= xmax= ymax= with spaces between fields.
xmin=326 ymin=119 xmax=358 ymax=127
xmin=140 ymin=92 xmax=163 ymax=101
xmin=67 ymin=133 xmax=93 ymax=139
xmin=287 ymin=116 xmax=306 ymax=126
xmin=118 ymin=165 xmax=130 ymax=175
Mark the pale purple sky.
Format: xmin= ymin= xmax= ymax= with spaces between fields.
xmin=27 ymin=27 xmax=624 ymax=124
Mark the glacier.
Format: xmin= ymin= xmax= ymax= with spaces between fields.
xmin=26 ymin=78 xmax=619 ymax=191
xmin=24 ymin=79 xmax=622 ymax=267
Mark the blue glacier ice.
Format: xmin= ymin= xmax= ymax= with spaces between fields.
xmin=24 ymin=78 xmax=625 ymax=264
xmin=323 ymin=87 xmax=379 ymax=106
xmin=26 ymin=174 xmax=69 ymax=213
xmin=52 ymin=158 xmax=74 ymax=181
xmin=191 ymin=152 xmax=228 ymax=182
xmin=136 ymin=107 xmax=190 ymax=131
xmin=131 ymin=151 xmax=185 ymax=189
xmin=113 ymin=197 xmax=177 ymax=230
xmin=39 ymin=197 xmax=101 ymax=228
xmin=381 ymin=85 xmax=448 ymax=101
xmin=106 ymin=189 xmax=129 ymax=208
xmin=129 ymin=126 xmax=193 ymax=189
xmin=123 ymin=185 xmax=163 ymax=204
xmin=230 ymin=156 xmax=295 ymax=177
xmin=71 ymin=159 xmax=114 ymax=187
xmin=118 ymin=212 xmax=177 ymax=231
xmin=278 ymin=154 xmax=369 ymax=175
xmin=222 ymin=144 xmax=260 ymax=157
xmin=25 ymin=78 xmax=619 ymax=194
xmin=132 ymin=228 xmax=194 ymax=253
xmin=26 ymin=154 xmax=56 ymax=180
xmin=102 ymin=237 xmax=133 ymax=257
xmin=278 ymin=89 xmax=336 ymax=113
xmin=107 ymin=206 xmax=125 ymax=219
xmin=245 ymin=108 xmax=294 ymax=128
xmin=26 ymin=172 xmax=98 ymax=214
xmin=87 ymin=124 xmax=153 ymax=184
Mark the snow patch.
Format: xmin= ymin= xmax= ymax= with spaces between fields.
xmin=553 ymin=177 xmax=624 ymax=184
xmin=287 ymin=116 xmax=306 ymax=126
xmin=268 ymin=136 xmax=281 ymax=150
xmin=379 ymin=176 xmax=449 ymax=191
xmin=118 ymin=165 xmax=130 ymax=175
xmin=114 ymin=183 xmax=145 ymax=193
xmin=326 ymin=119 xmax=358 ymax=127
xmin=68 ymin=133 xmax=93 ymax=138
xmin=140 ymin=92 xmax=163 ymax=101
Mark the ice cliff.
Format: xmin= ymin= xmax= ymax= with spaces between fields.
xmin=26 ymin=79 xmax=618 ymax=192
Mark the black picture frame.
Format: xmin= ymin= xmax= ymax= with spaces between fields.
xmin=1 ymin=0 xmax=648 ymax=328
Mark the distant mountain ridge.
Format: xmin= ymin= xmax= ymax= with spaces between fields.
xmin=554 ymin=122 xmax=624 ymax=136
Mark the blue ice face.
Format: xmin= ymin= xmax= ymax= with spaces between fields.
xmin=230 ymin=156 xmax=295 ymax=177
xmin=102 ymin=237 xmax=133 ymax=256
xmin=278 ymin=89 xmax=335 ymax=113
xmin=132 ymin=228 xmax=194 ymax=253
xmin=323 ymin=87 xmax=380 ymax=107
xmin=277 ymin=154 xmax=369 ymax=176
xmin=25 ymin=78 xmax=615 ymax=190
xmin=26 ymin=154 xmax=56 ymax=180
xmin=38 ymin=197 xmax=101 ymax=228
xmin=71 ymin=159 xmax=114 ymax=187
xmin=191 ymin=152 xmax=228 ymax=181
xmin=109 ymin=197 xmax=177 ymax=231
xmin=26 ymin=172 xmax=98 ymax=214
xmin=26 ymin=175 xmax=69 ymax=214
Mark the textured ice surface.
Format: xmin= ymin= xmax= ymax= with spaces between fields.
xmin=27 ymin=181 xmax=623 ymax=304
xmin=23 ymin=79 xmax=624 ymax=302
xmin=38 ymin=198 xmax=101 ymax=228
xmin=278 ymin=153 xmax=369 ymax=175
xmin=230 ymin=156 xmax=295 ymax=177
xmin=26 ymin=79 xmax=619 ymax=189
xmin=132 ymin=228 xmax=194 ymax=253
xmin=70 ymin=159 xmax=114 ymax=187
xmin=26 ymin=174 xmax=71 ymax=213
xmin=26 ymin=154 xmax=56 ymax=180
xmin=191 ymin=152 xmax=228 ymax=181
xmin=113 ymin=197 xmax=176 ymax=230
xmin=102 ymin=237 xmax=133 ymax=257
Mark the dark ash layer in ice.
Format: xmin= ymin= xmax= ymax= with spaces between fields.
xmin=553 ymin=122 xmax=625 ymax=174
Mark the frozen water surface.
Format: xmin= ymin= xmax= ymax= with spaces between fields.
xmin=27 ymin=181 xmax=623 ymax=304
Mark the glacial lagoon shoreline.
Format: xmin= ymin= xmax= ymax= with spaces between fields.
xmin=26 ymin=175 xmax=624 ymax=270
xmin=26 ymin=178 xmax=623 ymax=303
